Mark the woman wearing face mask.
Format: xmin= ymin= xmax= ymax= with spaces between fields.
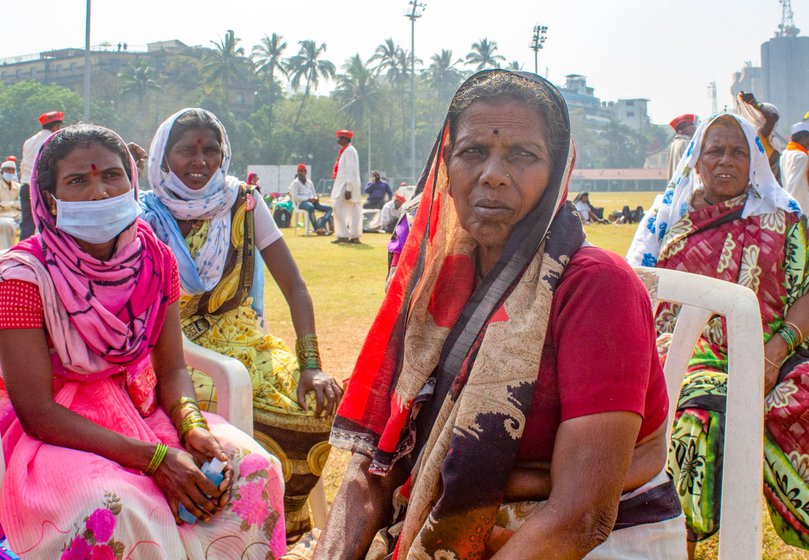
xmin=140 ymin=108 xmax=342 ymax=542
xmin=0 ymin=125 xmax=286 ymax=558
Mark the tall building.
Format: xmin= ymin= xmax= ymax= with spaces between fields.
xmin=761 ymin=35 xmax=809 ymax=131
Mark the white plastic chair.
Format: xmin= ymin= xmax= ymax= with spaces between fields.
xmin=183 ymin=336 xmax=329 ymax=529
xmin=633 ymin=266 xmax=764 ymax=560
xmin=294 ymin=204 xmax=312 ymax=236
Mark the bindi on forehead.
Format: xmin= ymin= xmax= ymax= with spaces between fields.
xmin=90 ymin=163 xmax=97 ymax=174
xmin=493 ymin=129 xmax=499 ymax=135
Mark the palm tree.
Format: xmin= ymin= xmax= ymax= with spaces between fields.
xmin=425 ymin=50 xmax=465 ymax=107
xmin=286 ymin=40 xmax=336 ymax=129
xmin=335 ymin=54 xmax=382 ymax=180
xmin=202 ymin=30 xmax=251 ymax=102
xmin=465 ymin=38 xmax=505 ymax=71
xmin=251 ymin=33 xmax=288 ymax=126
xmin=118 ymin=60 xmax=160 ymax=107
xmin=369 ymin=38 xmax=413 ymax=146
xmin=506 ymin=60 xmax=524 ymax=71
xmin=334 ymin=54 xmax=381 ymax=127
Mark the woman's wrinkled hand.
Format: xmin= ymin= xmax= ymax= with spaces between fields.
xmin=152 ymin=445 xmax=231 ymax=524
xmin=298 ymin=368 xmax=343 ymax=417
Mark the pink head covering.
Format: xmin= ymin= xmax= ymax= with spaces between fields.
xmin=19 ymin=127 xmax=175 ymax=378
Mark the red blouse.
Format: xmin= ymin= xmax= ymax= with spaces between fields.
xmin=515 ymin=246 xmax=668 ymax=462
xmin=0 ymin=258 xmax=181 ymax=329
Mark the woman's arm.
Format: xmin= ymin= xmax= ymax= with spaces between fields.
xmin=491 ymin=411 xmax=641 ymax=560
xmin=260 ymin=240 xmax=342 ymax=415
xmin=149 ymin=301 xmax=234 ymax=521
xmin=313 ymin=453 xmax=406 ymax=560
xmin=0 ymin=327 xmax=157 ymax=470
xmin=504 ymin=421 xmax=666 ymax=501
xmin=765 ymin=290 xmax=809 ymax=393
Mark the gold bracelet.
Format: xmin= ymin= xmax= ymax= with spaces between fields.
xmin=784 ymin=321 xmax=805 ymax=345
xmin=296 ymin=333 xmax=322 ymax=371
xmin=144 ymin=443 xmax=168 ymax=475
xmin=178 ymin=412 xmax=209 ymax=444
xmin=169 ymin=397 xmax=199 ymax=420
xmin=764 ymin=356 xmax=783 ymax=370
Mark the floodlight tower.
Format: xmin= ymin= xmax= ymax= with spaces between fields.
xmin=530 ymin=25 xmax=548 ymax=75
xmin=405 ymin=0 xmax=426 ymax=184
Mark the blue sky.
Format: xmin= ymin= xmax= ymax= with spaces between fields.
xmin=5 ymin=0 xmax=807 ymax=124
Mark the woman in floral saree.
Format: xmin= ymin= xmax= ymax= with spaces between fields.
xmin=0 ymin=125 xmax=285 ymax=558
xmin=140 ymin=109 xmax=342 ymax=542
xmin=628 ymin=113 xmax=809 ymax=558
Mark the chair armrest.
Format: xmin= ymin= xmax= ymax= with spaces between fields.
xmin=182 ymin=336 xmax=254 ymax=435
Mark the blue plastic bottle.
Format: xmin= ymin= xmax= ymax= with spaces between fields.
xmin=178 ymin=458 xmax=226 ymax=525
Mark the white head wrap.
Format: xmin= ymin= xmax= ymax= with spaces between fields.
xmin=627 ymin=113 xmax=800 ymax=267
xmin=146 ymin=108 xmax=240 ymax=290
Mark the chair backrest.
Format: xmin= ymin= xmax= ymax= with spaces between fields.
xmin=182 ymin=336 xmax=254 ymax=434
xmin=634 ymin=266 xmax=764 ymax=560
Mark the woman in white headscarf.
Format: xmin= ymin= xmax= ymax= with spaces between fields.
xmin=140 ymin=108 xmax=342 ymax=542
xmin=628 ymin=113 xmax=809 ymax=557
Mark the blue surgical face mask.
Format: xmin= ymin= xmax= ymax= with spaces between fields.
xmin=55 ymin=191 xmax=142 ymax=244
xmin=1 ymin=172 xmax=15 ymax=183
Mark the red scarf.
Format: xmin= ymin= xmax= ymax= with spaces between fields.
xmin=332 ymin=144 xmax=348 ymax=179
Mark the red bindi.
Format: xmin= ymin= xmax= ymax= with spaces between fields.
xmin=90 ymin=164 xmax=97 ymax=174
xmin=493 ymin=129 xmax=499 ymax=135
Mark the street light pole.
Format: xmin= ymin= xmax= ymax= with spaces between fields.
xmin=530 ymin=25 xmax=548 ymax=75
xmin=83 ymin=0 xmax=91 ymax=121
xmin=405 ymin=0 xmax=425 ymax=185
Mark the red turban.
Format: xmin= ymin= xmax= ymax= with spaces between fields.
xmin=38 ymin=111 xmax=64 ymax=126
xmin=297 ymin=163 xmax=307 ymax=173
xmin=669 ymin=114 xmax=696 ymax=131
xmin=335 ymin=129 xmax=354 ymax=139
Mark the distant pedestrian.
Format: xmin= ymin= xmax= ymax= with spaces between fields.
xmin=667 ymin=114 xmax=696 ymax=180
xmin=379 ymin=192 xmax=406 ymax=233
xmin=737 ymin=92 xmax=782 ymax=180
xmin=363 ymin=170 xmax=392 ymax=209
xmin=781 ymin=121 xmax=809 ymax=214
xmin=290 ymin=164 xmax=332 ymax=234
xmin=0 ymin=160 xmax=21 ymax=249
xmin=19 ymin=111 xmax=63 ymax=240
xmin=331 ymin=130 xmax=362 ymax=244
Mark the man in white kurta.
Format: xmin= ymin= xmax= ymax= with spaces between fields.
xmin=0 ymin=161 xmax=21 ymax=249
xmin=781 ymin=122 xmax=809 ymax=215
xmin=666 ymin=114 xmax=696 ymax=180
xmin=331 ymin=130 xmax=363 ymax=243
xmin=20 ymin=111 xmax=63 ymax=240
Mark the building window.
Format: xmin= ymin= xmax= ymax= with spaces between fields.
xmin=625 ymin=100 xmax=635 ymax=106
xmin=626 ymin=111 xmax=635 ymax=117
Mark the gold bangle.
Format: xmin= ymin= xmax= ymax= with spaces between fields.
xmin=784 ymin=321 xmax=805 ymax=345
xmin=178 ymin=412 xmax=208 ymax=444
xmin=169 ymin=397 xmax=199 ymax=420
xmin=296 ymin=333 xmax=322 ymax=371
xmin=145 ymin=443 xmax=168 ymax=475
xmin=765 ymin=356 xmax=783 ymax=370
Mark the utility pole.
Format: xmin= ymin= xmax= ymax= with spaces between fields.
xmin=530 ymin=25 xmax=548 ymax=75
xmin=83 ymin=0 xmax=91 ymax=121
xmin=405 ymin=0 xmax=425 ymax=184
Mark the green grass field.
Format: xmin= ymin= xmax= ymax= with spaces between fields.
xmin=262 ymin=192 xmax=809 ymax=559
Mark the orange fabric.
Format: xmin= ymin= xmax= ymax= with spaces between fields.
xmin=787 ymin=141 xmax=809 ymax=156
